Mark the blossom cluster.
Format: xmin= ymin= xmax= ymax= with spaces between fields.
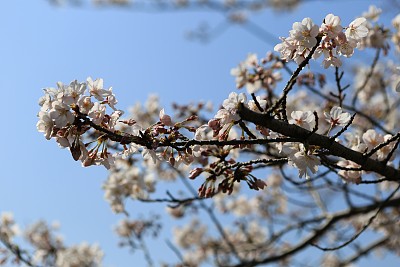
xmin=274 ymin=14 xmax=369 ymax=68
xmin=37 ymin=78 xmax=122 ymax=169
xmin=0 ymin=212 xmax=103 ymax=267
xmin=230 ymin=53 xmax=283 ymax=94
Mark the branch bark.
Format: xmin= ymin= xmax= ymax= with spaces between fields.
xmin=238 ymin=104 xmax=400 ymax=181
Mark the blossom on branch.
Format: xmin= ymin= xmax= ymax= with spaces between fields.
xmin=275 ymin=14 xmax=368 ymax=68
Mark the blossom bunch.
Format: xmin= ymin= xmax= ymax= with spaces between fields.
xmin=0 ymin=212 xmax=103 ymax=267
xmin=37 ymin=78 xmax=122 ymax=169
xmin=230 ymin=53 xmax=283 ymax=94
xmin=274 ymin=14 xmax=369 ymax=68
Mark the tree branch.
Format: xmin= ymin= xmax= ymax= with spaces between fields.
xmin=238 ymin=104 xmax=400 ymax=181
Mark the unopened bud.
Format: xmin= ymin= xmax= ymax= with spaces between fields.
xmin=208 ymin=119 xmax=220 ymax=131
xmin=169 ymin=156 xmax=176 ymax=166
xmin=159 ymin=108 xmax=173 ymax=126
xmin=254 ymin=179 xmax=267 ymax=190
xmin=189 ymin=168 xmax=203 ymax=179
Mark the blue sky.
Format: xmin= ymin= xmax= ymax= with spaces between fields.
xmin=0 ymin=0 xmax=398 ymax=266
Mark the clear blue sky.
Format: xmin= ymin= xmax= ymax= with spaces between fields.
xmin=0 ymin=0 xmax=398 ymax=266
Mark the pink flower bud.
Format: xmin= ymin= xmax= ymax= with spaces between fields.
xmin=189 ymin=168 xmax=203 ymax=179
xmin=254 ymin=179 xmax=267 ymax=190
xmin=169 ymin=156 xmax=176 ymax=166
xmin=159 ymin=108 xmax=173 ymax=126
xmin=208 ymin=119 xmax=220 ymax=131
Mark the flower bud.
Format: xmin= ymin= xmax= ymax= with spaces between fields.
xmin=189 ymin=168 xmax=203 ymax=179
xmin=159 ymin=108 xmax=173 ymax=126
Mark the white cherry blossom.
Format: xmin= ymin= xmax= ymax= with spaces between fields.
xmin=320 ymin=14 xmax=342 ymax=38
xmin=324 ymin=106 xmax=351 ymax=127
xmin=61 ymin=80 xmax=86 ymax=105
xmin=77 ymin=95 xmax=94 ymax=114
xmin=37 ymin=111 xmax=54 ymax=140
xmin=362 ymin=5 xmax=382 ymax=22
xmin=285 ymin=143 xmax=320 ymax=179
xmin=49 ymin=100 xmax=75 ymax=128
xmin=290 ymin=17 xmax=319 ymax=48
xmin=87 ymin=77 xmax=112 ymax=101
xmin=346 ymin=17 xmax=368 ymax=41
xmin=222 ymin=92 xmax=247 ymax=114
xmin=337 ymin=160 xmax=361 ymax=184
xmin=88 ymin=102 xmax=106 ymax=125
xmin=289 ymin=110 xmax=314 ymax=130
xmin=142 ymin=148 xmax=159 ymax=164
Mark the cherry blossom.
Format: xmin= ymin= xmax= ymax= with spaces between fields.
xmin=222 ymin=92 xmax=247 ymax=115
xmin=56 ymin=243 xmax=103 ymax=267
xmin=362 ymin=5 xmax=382 ymax=22
xmin=289 ymin=110 xmax=314 ymax=130
xmin=36 ymin=111 xmax=54 ymax=140
xmin=275 ymin=14 xmax=368 ymax=68
xmin=345 ymin=17 xmax=368 ymax=41
xmin=337 ymin=160 xmax=362 ymax=184
xmin=324 ymin=106 xmax=351 ymax=127
xmin=61 ymin=80 xmax=86 ymax=105
xmin=49 ymin=100 xmax=75 ymax=128
xmin=320 ymin=14 xmax=342 ymax=38
xmin=88 ymin=102 xmax=106 ymax=125
xmin=286 ymin=143 xmax=320 ymax=179
xmin=32 ymin=7 xmax=400 ymax=267
xmin=87 ymin=77 xmax=112 ymax=101
xmin=77 ymin=95 xmax=94 ymax=114
xmin=290 ymin=17 xmax=319 ymax=48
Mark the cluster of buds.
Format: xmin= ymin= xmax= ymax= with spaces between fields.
xmin=197 ymin=162 xmax=267 ymax=198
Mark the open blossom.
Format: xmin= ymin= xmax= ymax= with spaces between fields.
xmin=290 ymin=17 xmax=319 ymax=48
xmin=337 ymin=160 xmax=361 ymax=184
xmin=324 ymin=106 xmax=351 ymax=127
xmin=345 ymin=17 xmax=368 ymax=41
xmin=142 ymin=148 xmax=158 ymax=164
xmin=122 ymin=144 xmax=140 ymax=159
xmin=88 ymin=102 xmax=106 ymax=125
xmin=77 ymin=95 xmax=94 ymax=114
xmin=362 ymin=5 xmax=382 ymax=22
xmin=362 ymin=129 xmax=384 ymax=150
xmin=214 ymin=108 xmax=237 ymax=125
xmin=322 ymin=55 xmax=342 ymax=69
xmin=283 ymin=143 xmax=320 ymax=179
xmin=336 ymin=33 xmax=357 ymax=57
xmin=362 ymin=129 xmax=395 ymax=161
xmin=289 ymin=110 xmax=314 ymax=130
xmin=248 ymin=96 xmax=267 ymax=112
xmin=320 ymin=14 xmax=342 ymax=38
xmin=105 ymin=92 xmax=118 ymax=111
xmin=245 ymin=53 xmax=258 ymax=68
xmin=230 ymin=63 xmax=248 ymax=89
xmin=274 ymin=36 xmax=297 ymax=61
xmin=222 ymin=92 xmax=247 ymax=114
xmin=87 ymin=77 xmax=112 ymax=101
xmin=61 ymin=80 xmax=86 ymax=105
xmin=49 ymin=100 xmax=75 ymax=128
xmin=37 ymin=111 xmax=54 ymax=140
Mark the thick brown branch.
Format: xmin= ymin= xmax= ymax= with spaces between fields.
xmin=238 ymin=104 xmax=400 ymax=181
